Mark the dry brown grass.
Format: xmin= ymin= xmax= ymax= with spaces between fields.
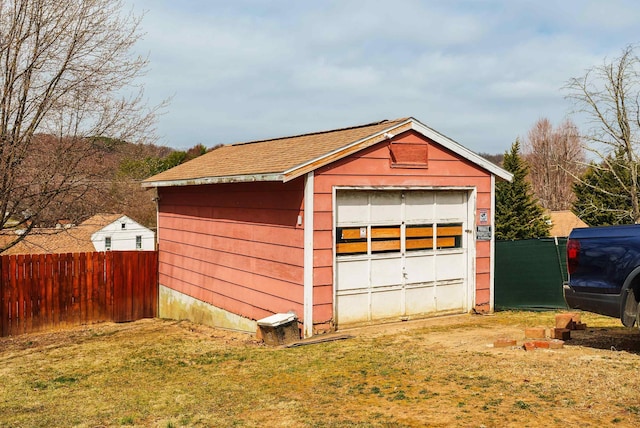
xmin=1 ymin=311 xmax=640 ymax=427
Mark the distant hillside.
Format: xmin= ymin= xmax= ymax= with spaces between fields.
xmin=27 ymin=135 xmax=208 ymax=229
xmin=478 ymin=152 xmax=504 ymax=166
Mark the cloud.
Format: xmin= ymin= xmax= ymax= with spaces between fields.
xmin=126 ymin=0 xmax=640 ymax=154
xmin=292 ymin=60 xmax=382 ymax=92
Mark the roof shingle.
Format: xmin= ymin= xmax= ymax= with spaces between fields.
xmin=143 ymin=118 xmax=410 ymax=185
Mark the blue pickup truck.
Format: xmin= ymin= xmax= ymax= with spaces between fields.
xmin=564 ymin=224 xmax=640 ymax=328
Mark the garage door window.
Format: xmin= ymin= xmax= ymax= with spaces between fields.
xmin=336 ymin=227 xmax=368 ymax=255
xmin=371 ymin=226 xmax=401 ymax=253
xmin=436 ymin=223 xmax=463 ymax=249
xmin=337 ymin=222 xmax=462 ymax=255
xmin=406 ymin=225 xmax=433 ymax=251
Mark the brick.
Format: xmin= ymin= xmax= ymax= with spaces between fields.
xmin=549 ymin=339 xmax=564 ymax=349
xmin=533 ymin=340 xmax=550 ymax=349
xmin=555 ymin=313 xmax=575 ymax=330
xmin=523 ymin=341 xmax=536 ymax=351
xmin=494 ymin=338 xmax=517 ymax=348
xmin=551 ymin=328 xmax=571 ymax=340
xmin=524 ymin=327 xmax=546 ymax=339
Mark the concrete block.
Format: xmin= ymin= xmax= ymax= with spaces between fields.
xmin=257 ymin=313 xmax=300 ymax=346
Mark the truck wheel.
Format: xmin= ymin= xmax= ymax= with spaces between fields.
xmin=637 ymin=302 xmax=640 ymax=330
xmin=622 ymin=289 xmax=637 ymax=328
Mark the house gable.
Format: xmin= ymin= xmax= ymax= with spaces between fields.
xmin=283 ymin=120 xmax=510 ymax=183
xmin=315 ymin=130 xmax=491 ymax=181
xmin=91 ymin=215 xmax=155 ymax=252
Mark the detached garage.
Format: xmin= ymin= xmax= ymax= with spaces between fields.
xmin=143 ymin=117 xmax=512 ymax=337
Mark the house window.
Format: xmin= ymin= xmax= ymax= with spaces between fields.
xmin=121 ymin=223 xmax=126 ymax=230
xmin=105 ymin=236 xmax=112 ymax=251
xmin=136 ymin=235 xmax=142 ymax=250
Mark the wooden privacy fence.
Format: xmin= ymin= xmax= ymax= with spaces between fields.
xmin=0 ymin=251 xmax=158 ymax=337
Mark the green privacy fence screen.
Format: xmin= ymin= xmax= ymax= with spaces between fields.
xmin=494 ymin=238 xmax=569 ymax=310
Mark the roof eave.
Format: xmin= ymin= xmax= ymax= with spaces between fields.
xmin=409 ymin=120 xmax=513 ymax=182
xmin=142 ymin=173 xmax=285 ymax=188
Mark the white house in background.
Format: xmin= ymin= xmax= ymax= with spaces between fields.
xmin=91 ymin=214 xmax=155 ymax=251
xmin=0 ymin=213 xmax=155 ymax=255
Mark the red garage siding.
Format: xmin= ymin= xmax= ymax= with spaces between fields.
xmin=158 ymin=181 xmax=305 ymax=321
xmin=145 ymin=118 xmax=511 ymax=336
xmin=313 ymin=130 xmax=494 ymax=321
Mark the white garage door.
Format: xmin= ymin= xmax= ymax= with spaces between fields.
xmin=335 ymin=190 xmax=471 ymax=326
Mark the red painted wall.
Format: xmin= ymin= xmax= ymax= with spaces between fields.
xmin=313 ymin=130 xmax=494 ymax=320
xmin=157 ymin=181 xmax=305 ymax=321
xmin=157 ymin=129 xmax=496 ymax=328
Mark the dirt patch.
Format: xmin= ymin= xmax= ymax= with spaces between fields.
xmin=1 ymin=312 xmax=640 ymax=427
xmin=570 ymin=327 xmax=640 ymax=353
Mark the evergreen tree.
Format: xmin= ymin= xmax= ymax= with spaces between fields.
xmin=496 ymin=140 xmax=551 ymax=240
xmin=572 ymin=148 xmax=638 ymax=226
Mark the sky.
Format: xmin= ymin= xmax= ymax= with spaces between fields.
xmin=125 ymin=0 xmax=640 ymax=154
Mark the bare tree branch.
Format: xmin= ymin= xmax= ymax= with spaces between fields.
xmin=565 ymin=44 xmax=640 ymax=223
xmin=522 ymin=118 xmax=585 ymax=211
xmin=0 ymin=0 xmax=166 ymax=251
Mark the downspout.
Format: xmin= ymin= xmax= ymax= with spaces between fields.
xmin=303 ymin=172 xmax=314 ymax=338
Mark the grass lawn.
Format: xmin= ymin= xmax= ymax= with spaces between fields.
xmin=1 ymin=311 xmax=640 ymax=427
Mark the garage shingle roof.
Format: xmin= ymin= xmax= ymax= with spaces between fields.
xmin=143 ymin=117 xmax=512 ymax=187
xmin=143 ymin=118 xmax=411 ymax=186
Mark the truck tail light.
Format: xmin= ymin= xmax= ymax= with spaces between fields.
xmin=567 ymin=239 xmax=580 ymax=275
